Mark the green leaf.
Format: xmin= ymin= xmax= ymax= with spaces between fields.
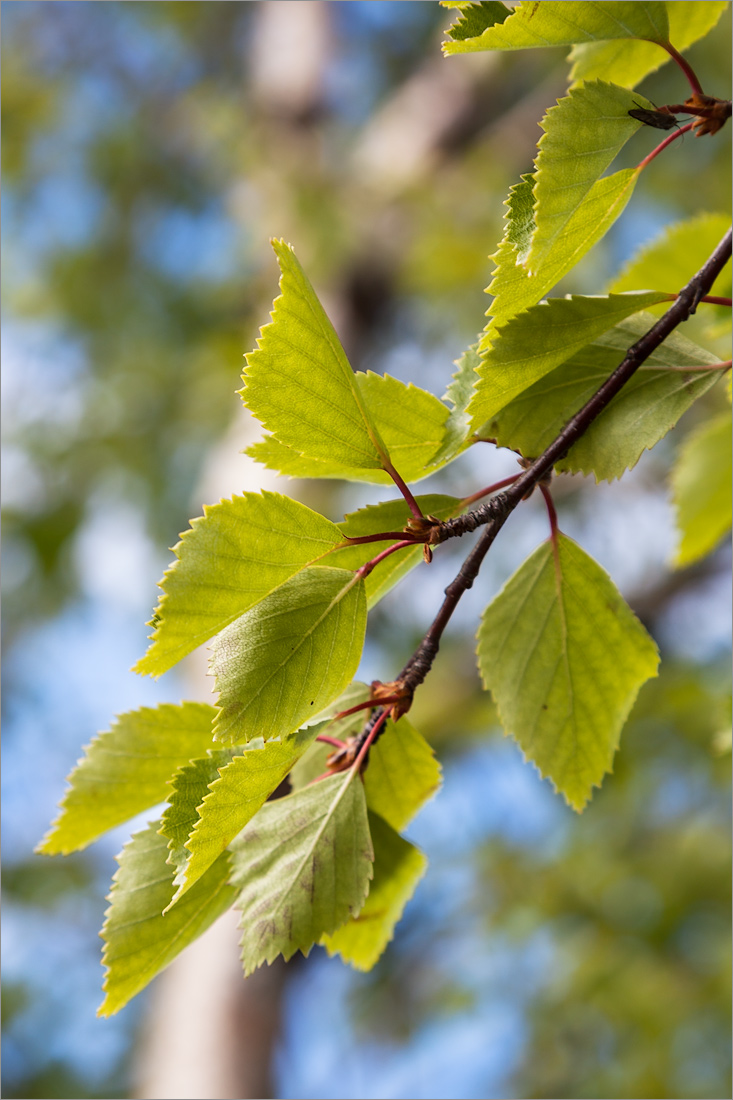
xmin=357 ymin=372 xmax=450 ymax=480
xmin=672 ymin=411 xmax=732 ymax=567
xmin=609 ymin=212 xmax=733 ymax=350
xmin=429 ymin=342 xmax=482 ymax=465
xmin=443 ymin=1 xmax=668 ymax=55
xmin=210 ymin=566 xmax=367 ymax=745
xmin=159 ymin=748 xmax=239 ymax=877
xmin=485 ymin=314 xmax=726 ymax=480
xmin=441 ymin=1 xmax=512 ymax=43
xmin=37 ymin=703 xmax=218 ymax=855
xmin=229 ymin=772 xmax=373 ymax=974
xmin=98 ymin=823 xmax=235 ymax=1017
xmin=241 ymin=239 xmax=388 ymax=471
xmin=470 ymin=291 xmax=669 ymax=429
xmin=610 ymin=213 xmax=732 ymax=299
xmin=364 ymin=716 xmax=442 ymax=832
xmin=166 ymin=723 xmax=321 ymax=906
xmin=247 ymin=372 xmax=450 ymax=485
xmin=330 ymin=494 xmax=460 ymax=608
xmin=322 ymin=812 xmax=427 ymax=971
xmin=569 ymin=2 xmax=729 ymax=88
xmin=134 ymin=493 xmax=345 ymax=678
xmin=476 ymin=533 xmax=659 ymax=811
xmin=527 ymin=82 xmax=649 ymax=274
xmin=485 ymin=169 xmax=639 ymax=339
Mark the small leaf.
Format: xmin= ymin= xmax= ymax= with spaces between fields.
xmin=477 ymin=533 xmax=659 ymax=811
xmin=98 ymin=823 xmax=235 ymax=1016
xmin=167 ymin=723 xmax=321 ymax=905
xmin=441 ymin=2 xmax=512 ymax=44
xmin=485 ymin=169 xmax=639 ymax=338
xmin=364 ymin=716 xmax=442 ymax=832
xmin=322 ymin=812 xmax=427 ymax=971
xmin=159 ymin=748 xmax=239 ymax=877
xmin=135 ymin=493 xmax=345 ymax=678
xmin=210 ymin=566 xmax=366 ymax=745
xmin=443 ymin=1 xmax=668 ymax=55
xmin=230 ymin=772 xmax=373 ymax=974
xmin=470 ymin=291 xmax=669 ymax=429
xmin=672 ymin=411 xmax=732 ymax=567
xmin=241 ymin=239 xmax=388 ymax=471
xmin=330 ymin=494 xmax=460 ymax=608
xmin=37 ymin=703 xmax=218 ymax=855
xmin=248 ymin=373 xmax=450 ymax=485
xmin=569 ymin=3 xmax=729 ymax=89
xmin=527 ymin=82 xmax=650 ymax=273
xmin=485 ymin=314 xmax=725 ymax=481
xmin=429 ymin=342 xmax=482 ymax=465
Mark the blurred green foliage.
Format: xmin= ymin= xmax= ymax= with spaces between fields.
xmin=2 ymin=2 xmax=730 ymax=1098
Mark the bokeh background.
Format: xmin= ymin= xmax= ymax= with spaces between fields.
xmin=2 ymin=3 xmax=731 ymax=1098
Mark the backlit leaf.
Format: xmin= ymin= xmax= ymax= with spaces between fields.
xmin=470 ymin=292 xmax=669 ymax=430
xmin=364 ymin=715 xmax=442 ymax=832
xmin=608 ymin=212 xmax=732 ymax=355
xmin=241 ymin=239 xmax=388 ymax=471
xmin=98 ymin=823 xmax=235 ymax=1016
xmin=443 ymin=1 xmax=668 ymax=55
xmin=247 ymin=372 xmax=450 ymax=484
xmin=477 ymin=534 xmax=659 ymax=811
xmin=322 ymin=812 xmax=427 ymax=971
xmin=610 ymin=212 xmax=732 ymax=299
xmin=230 ymin=772 xmax=373 ymax=974
xmin=569 ymin=2 xmax=729 ymax=88
xmin=483 ymin=314 xmax=725 ymax=480
xmin=484 ymin=169 xmax=639 ymax=340
xmin=210 ymin=566 xmax=366 ymax=745
xmin=441 ymin=1 xmax=512 ymax=44
xmin=134 ymin=493 xmax=344 ymax=678
xmin=527 ymin=82 xmax=650 ymax=273
xmin=159 ymin=747 xmax=239 ymax=878
xmin=429 ymin=342 xmax=482 ymax=465
xmin=37 ymin=703 xmax=218 ymax=855
xmin=672 ymin=411 xmax=732 ymax=567
xmin=166 ymin=723 xmax=321 ymax=906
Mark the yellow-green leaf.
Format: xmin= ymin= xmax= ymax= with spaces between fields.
xmin=166 ymin=723 xmax=321 ymax=906
xmin=230 ymin=772 xmax=373 ymax=974
xmin=672 ymin=411 xmax=732 ymax=567
xmin=37 ymin=703 xmax=218 ymax=855
xmin=322 ymin=812 xmax=427 ymax=971
xmin=241 ymin=239 xmax=388 ymax=470
xmin=210 ymin=566 xmax=366 ymax=745
xmin=98 ymin=823 xmax=235 ymax=1016
xmin=443 ymin=1 xmax=668 ymax=55
xmin=569 ymin=2 xmax=729 ymax=88
xmin=477 ymin=534 xmax=659 ymax=811
xmin=135 ymin=493 xmax=345 ymax=679
xmin=364 ymin=716 xmax=442 ymax=832
xmin=470 ymin=291 xmax=669 ymax=430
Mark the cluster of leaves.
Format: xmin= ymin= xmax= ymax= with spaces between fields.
xmin=39 ymin=0 xmax=730 ymax=1015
